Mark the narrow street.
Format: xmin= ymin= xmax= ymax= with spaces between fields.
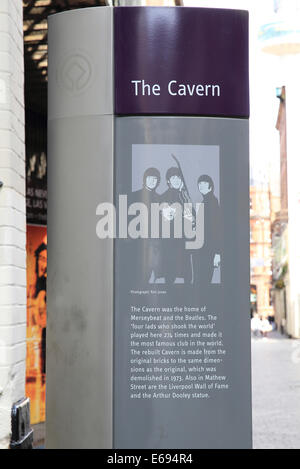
xmin=252 ymin=331 xmax=300 ymax=449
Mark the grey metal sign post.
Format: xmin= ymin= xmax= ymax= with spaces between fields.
xmin=47 ymin=6 xmax=251 ymax=449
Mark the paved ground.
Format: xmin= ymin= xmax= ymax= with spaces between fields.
xmin=32 ymin=422 xmax=45 ymax=449
xmin=252 ymin=330 xmax=300 ymax=449
xmin=33 ymin=330 xmax=300 ymax=449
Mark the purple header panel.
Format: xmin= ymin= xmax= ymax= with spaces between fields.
xmin=114 ymin=7 xmax=249 ymax=117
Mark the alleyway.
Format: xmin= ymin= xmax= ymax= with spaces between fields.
xmin=252 ymin=331 xmax=300 ymax=449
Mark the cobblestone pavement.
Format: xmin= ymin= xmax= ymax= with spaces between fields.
xmin=252 ymin=330 xmax=300 ymax=449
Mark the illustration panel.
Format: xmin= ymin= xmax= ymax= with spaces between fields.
xmin=131 ymin=144 xmax=220 ymax=285
xmin=114 ymin=116 xmax=251 ymax=449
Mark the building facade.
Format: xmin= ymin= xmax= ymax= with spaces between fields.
xmin=261 ymin=0 xmax=300 ymax=337
xmin=250 ymin=181 xmax=274 ymax=319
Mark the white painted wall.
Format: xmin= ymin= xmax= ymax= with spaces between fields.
xmin=0 ymin=0 xmax=26 ymax=449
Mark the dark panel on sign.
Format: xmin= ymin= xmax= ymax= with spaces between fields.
xmin=114 ymin=7 xmax=249 ymax=117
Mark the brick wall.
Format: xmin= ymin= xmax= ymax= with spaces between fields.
xmin=0 ymin=0 xmax=26 ymax=449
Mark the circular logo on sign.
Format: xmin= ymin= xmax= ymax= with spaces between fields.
xmin=57 ymin=51 xmax=93 ymax=95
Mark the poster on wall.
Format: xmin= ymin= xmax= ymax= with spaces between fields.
xmin=26 ymin=151 xmax=47 ymax=226
xmin=26 ymin=225 xmax=47 ymax=424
